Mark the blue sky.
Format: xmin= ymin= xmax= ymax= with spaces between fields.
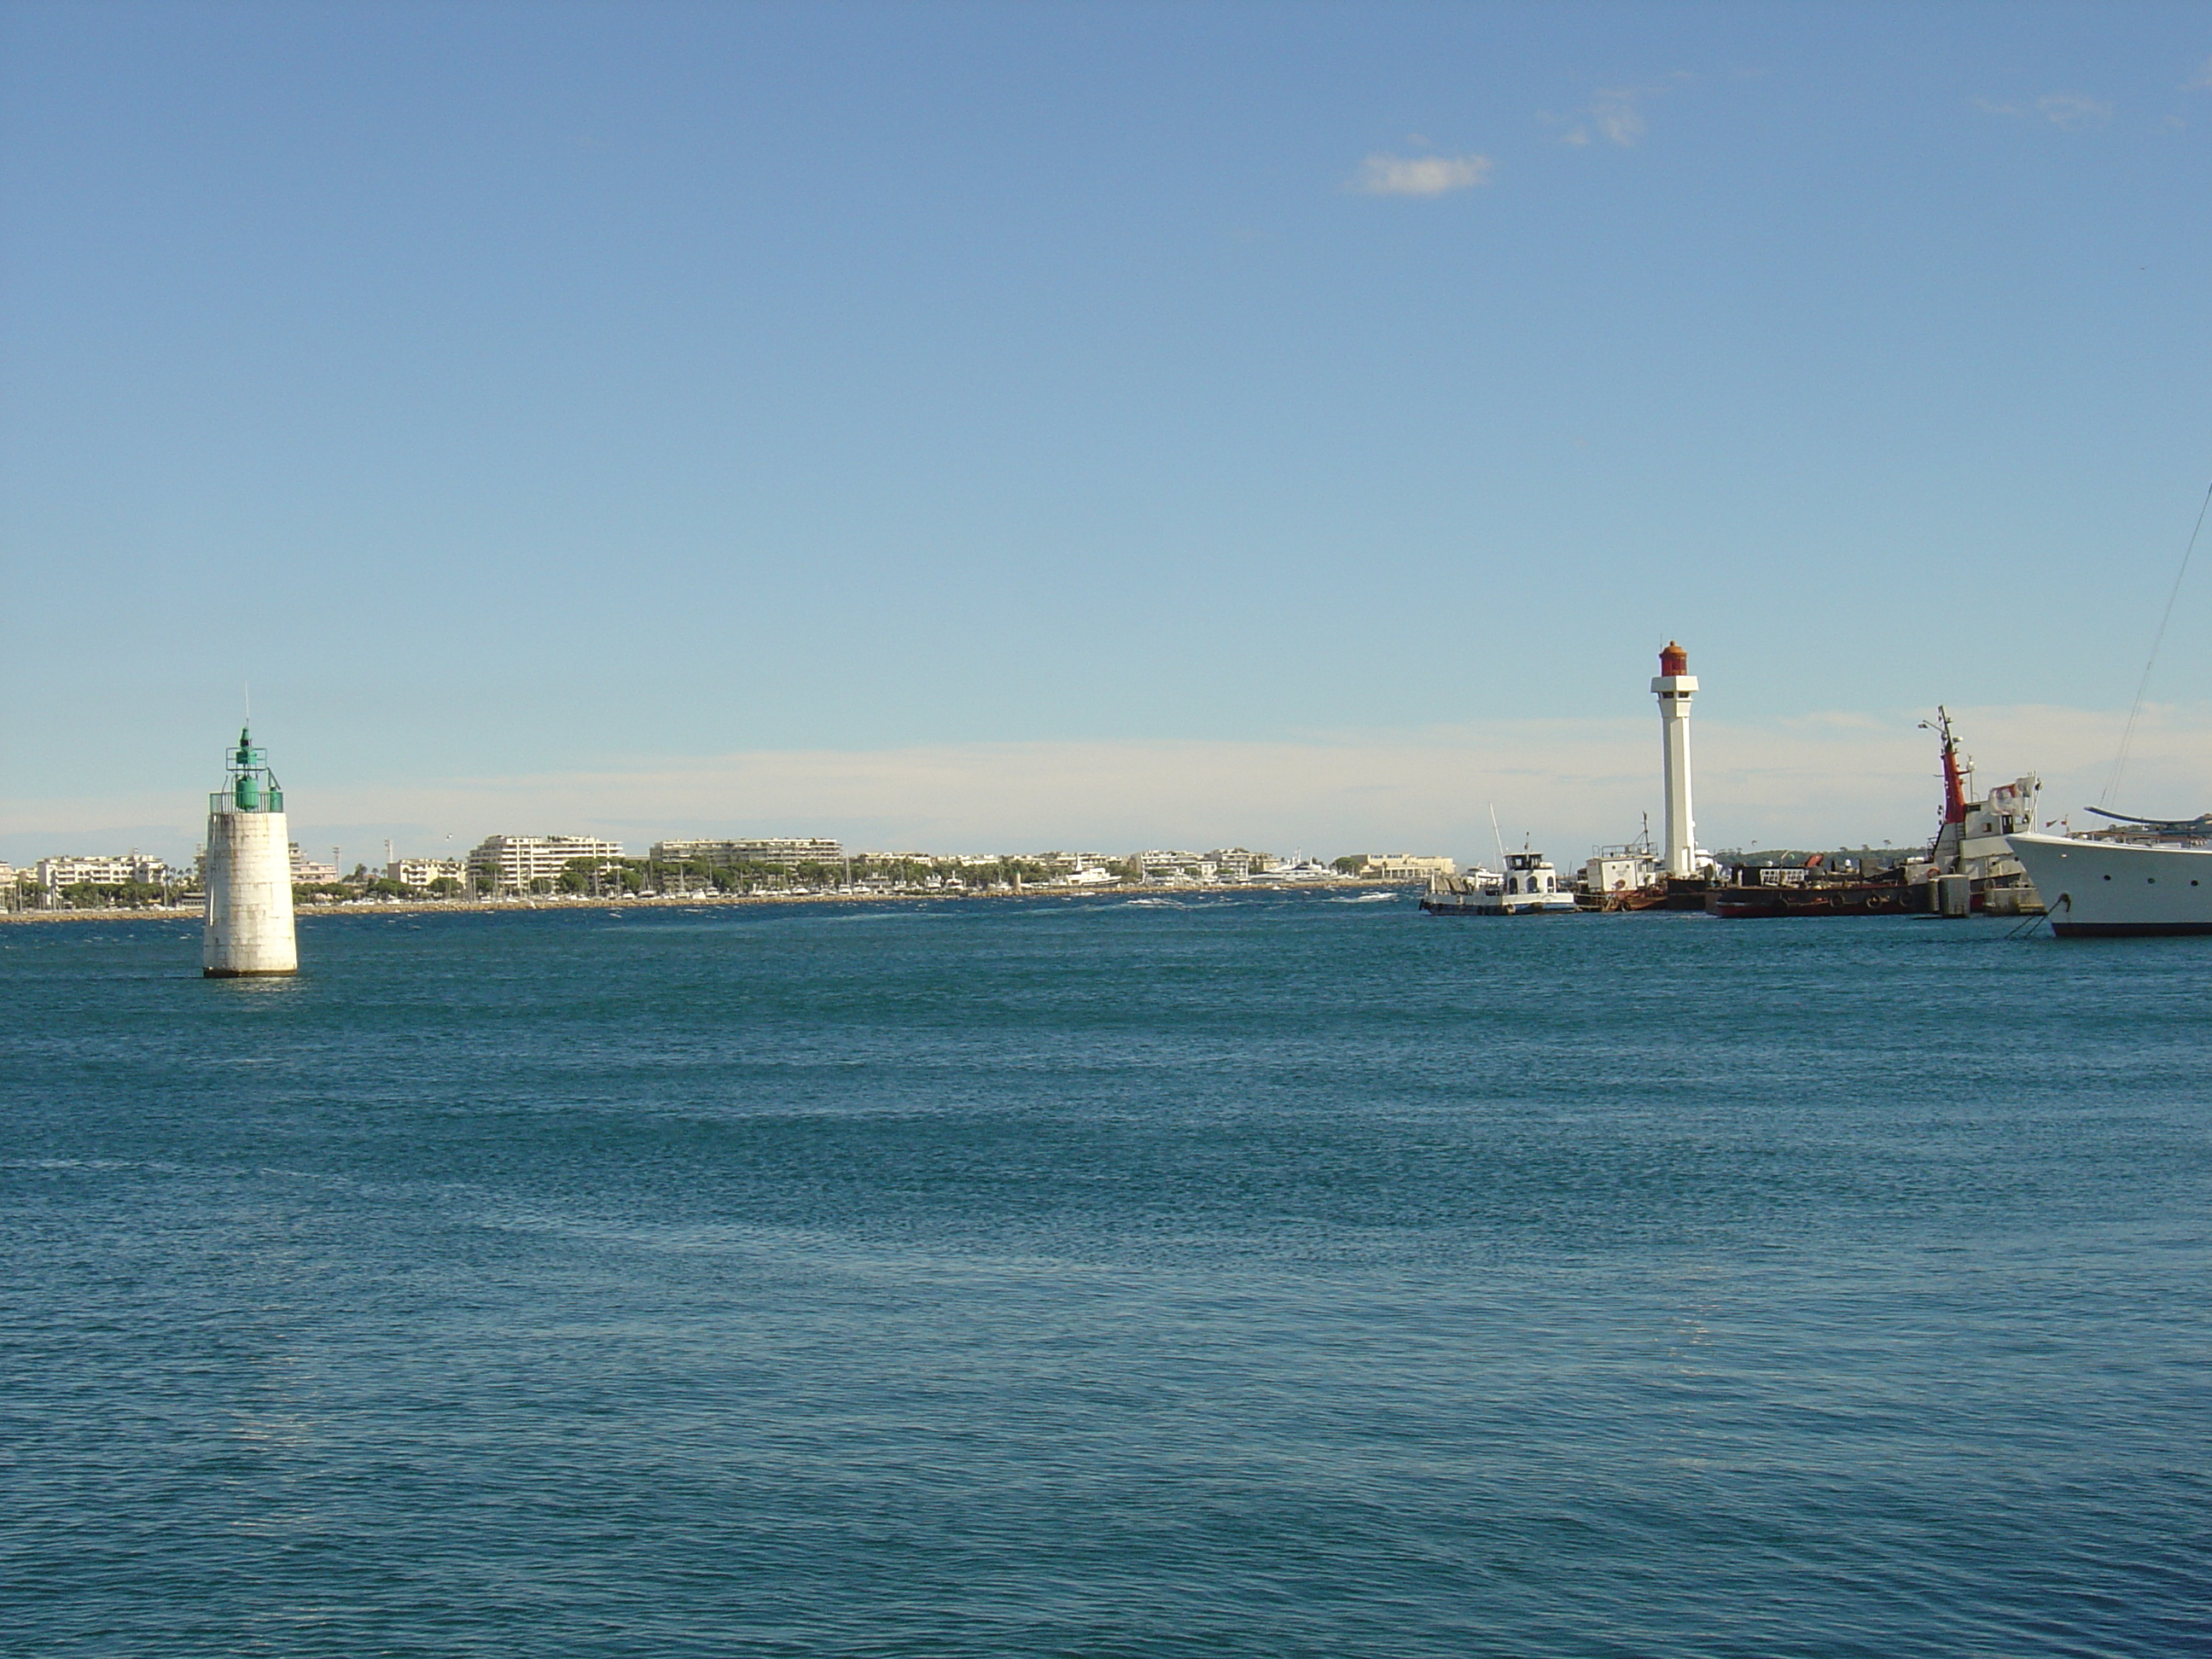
xmin=5 ymin=1 xmax=2211 ymax=864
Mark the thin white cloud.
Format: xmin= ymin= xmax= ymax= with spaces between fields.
xmin=2036 ymin=92 xmax=2111 ymax=130
xmin=1351 ymin=152 xmax=1493 ymax=196
xmin=1592 ymin=90 xmax=1647 ymax=147
xmin=2189 ymin=56 xmax=2212 ymax=90
xmin=1557 ymin=79 xmax=1683 ymax=148
xmin=1976 ymin=92 xmax=2113 ymax=130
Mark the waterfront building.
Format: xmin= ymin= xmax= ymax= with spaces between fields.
xmin=1359 ymin=854 xmax=1457 ymax=881
xmin=467 ymin=835 xmax=626 ymax=893
xmin=1023 ymin=852 xmax=1119 ymax=876
xmin=203 ymin=728 xmax=297 ymax=976
xmin=289 ymin=844 xmax=341 ymax=885
xmin=1027 ymin=849 xmax=1278 ymax=882
xmin=387 ymin=858 xmax=466 ymax=888
xmin=650 ymin=837 xmax=844 ymax=868
xmin=34 ymin=853 xmax=172 ymax=891
xmin=1208 ymin=848 xmax=1276 ymax=879
xmin=1137 ymin=850 xmax=1214 ymax=881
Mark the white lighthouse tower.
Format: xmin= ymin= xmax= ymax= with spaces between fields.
xmin=1650 ymin=642 xmax=1701 ymax=880
xmin=202 ymin=727 xmax=298 ymax=976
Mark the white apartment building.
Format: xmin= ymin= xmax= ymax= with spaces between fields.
xmin=289 ymin=843 xmax=341 ymax=884
xmin=467 ymin=835 xmax=626 ymax=892
xmin=651 ymin=837 xmax=844 ymax=867
xmin=1359 ymin=854 xmax=1458 ymax=881
xmin=387 ymin=858 xmax=466 ymax=888
xmin=36 ymin=853 xmax=172 ymax=890
xmin=1138 ymin=850 xmax=1213 ymax=880
xmin=1208 ymin=848 xmax=1275 ymax=879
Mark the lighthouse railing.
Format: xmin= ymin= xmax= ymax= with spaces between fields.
xmin=208 ymin=788 xmax=284 ymax=815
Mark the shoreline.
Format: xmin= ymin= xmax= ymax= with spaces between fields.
xmin=0 ymin=879 xmax=1408 ymax=926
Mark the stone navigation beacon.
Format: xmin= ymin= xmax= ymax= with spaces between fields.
xmin=202 ymin=727 xmax=298 ymax=976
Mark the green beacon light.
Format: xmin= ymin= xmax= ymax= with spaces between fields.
xmin=225 ymin=727 xmax=279 ymax=812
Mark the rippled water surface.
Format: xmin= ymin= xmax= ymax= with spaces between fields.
xmin=3 ymin=896 xmax=2207 ymax=1656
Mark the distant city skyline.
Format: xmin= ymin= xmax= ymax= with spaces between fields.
xmin=8 ymin=700 xmax=2205 ymax=875
xmin=5 ymin=3 xmax=2209 ymax=864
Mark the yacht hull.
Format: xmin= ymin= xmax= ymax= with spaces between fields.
xmin=2005 ymin=832 xmax=2212 ymax=935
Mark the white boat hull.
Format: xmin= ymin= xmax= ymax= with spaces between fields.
xmin=1419 ymin=896 xmax=1579 ymax=917
xmin=2004 ymin=831 xmax=2212 ymax=936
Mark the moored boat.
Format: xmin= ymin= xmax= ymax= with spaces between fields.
xmin=2003 ymin=830 xmax=2212 ymax=936
xmin=1421 ymin=852 xmax=1579 ymax=916
xmin=1703 ymin=873 xmax=1913 ymax=917
xmin=1575 ymin=832 xmax=1664 ymax=909
xmin=1919 ymin=708 xmax=2044 ymax=915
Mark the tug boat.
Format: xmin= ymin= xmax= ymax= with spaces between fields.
xmin=1705 ymin=711 xmax=2041 ymax=919
xmin=1919 ymin=707 xmax=2043 ymax=915
xmin=1421 ymin=852 xmax=1579 ymax=916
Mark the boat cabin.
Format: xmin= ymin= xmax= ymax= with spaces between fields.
xmin=1500 ymin=852 xmax=1563 ymax=898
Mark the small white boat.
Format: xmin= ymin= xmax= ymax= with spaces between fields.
xmin=1420 ymin=852 xmax=1579 ymax=916
xmin=1270 ymin=856 xmax=1348 ymax=882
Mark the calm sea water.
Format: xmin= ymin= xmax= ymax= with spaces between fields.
xmin=3 ymin=894 xmax=2206 ymax=1656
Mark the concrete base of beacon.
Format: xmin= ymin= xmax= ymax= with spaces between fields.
xmin=202 ymin=808 xmax=300 ymax=978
